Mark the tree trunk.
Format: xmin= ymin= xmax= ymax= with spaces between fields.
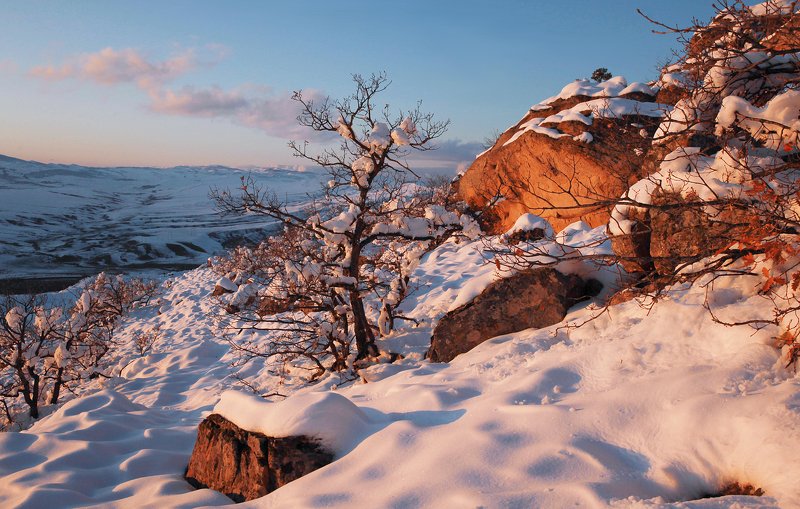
xmin=350 ymin=291 xmax=377 ymax=360
xmin=26 ymin=368 xmax=40 ymax=419
xmin=49 ymin=367 xmax=64 ymax=405
xmin=18 ymin=368 xmax=38 ymax=419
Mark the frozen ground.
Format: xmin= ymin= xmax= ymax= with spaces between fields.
xmin=0 ymin=226 xmax=797 ymax=508
xmin=0 ymin=153 xmax=324 ymax=283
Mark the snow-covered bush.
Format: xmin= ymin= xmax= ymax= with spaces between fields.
xmin=132 ymin=325 xmax=161 ymax=357
xmin=212 ymin=73 xmax=478 ymax=378
xmin=0 ymin=273 xmax=158 ymax=429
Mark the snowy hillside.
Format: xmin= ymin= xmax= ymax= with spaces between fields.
xmin=0 ymin=154 xmax=324 ymax=284
xmin=3 ymin=1 xmax=800 ymax=507
xmin=0 ymin=226 xmax=797 ymax=508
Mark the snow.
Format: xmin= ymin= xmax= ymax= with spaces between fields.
xmin=574 ymin=131 xmax=594 ymax=143
xmin=533 ymin=76 xmax=656 ymax=109
xmin=366 ymin=122 xmax=391 ymax=153
xmin=507 ymin=95 xmax=669 ymax=146
xmin=657 ymin=71 xmax=690 ymax=89
xmin=716 ymin=90 xmax=800 ymax=151
xmin=749 ymin=0 xmax=797 ymax=15
xmin=506 ymin=213 xmax=555 ymax=238
xmin=0 ymin=234 xmax=797 ymax=507
xmin=214 ymin=390 xmax=374 ymax=455
xmin=619 ymin=82 xmax=658 ymax=96
xmin=0 ymin=156 xmax=325 ymax=280
xmin=537 ymin=76 xmax=630 ymax=105
xmin=574 ymin=97 xmax=667 ymax=119
xmin=351 ymin=156 xmax=375 ymax=187
xmin=504 ymin=117 xmax=570 ymax=145
xmin=253 ymin=269 xmax=798 ymax=508
xmin=542 ymin=109 xmax=593 ymax=126
xmin=608 ymin=147 xmax=784 ymax=236
xmin=215 ymin=277 xmax=237 ymax=292
xmin=4 ymin=306 xmax=23 ymax=330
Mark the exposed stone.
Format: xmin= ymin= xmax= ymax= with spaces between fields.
xmin=763 ymin=15 xmax=800 ymax=53
xmin=655 ymin=84 xmax=687 ymax=107
xmin=649 ymin=192 xmax=751 ymax=276
xmin=609 ymin=192 xmax=753 ymax=278
xmin=456 ymin=111 xmax=660 ymax=234
xmin=427 ymin=268 xmax=597 ymax=362
xmin=185 ymin=413 xmax=334 ymax=502
xmin=211 ymin=284 xmax=234 ymax=297
xmin=608 ymin=218 xmax=654 ymax=275
xmin=505 ymin=227 xmax=547 ymax=244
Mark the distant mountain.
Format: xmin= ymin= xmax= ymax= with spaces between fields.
xmin=0 ymin=155 xmax=325 ymax=286
xmin=0 ymin=153 xmax=28 ymax=163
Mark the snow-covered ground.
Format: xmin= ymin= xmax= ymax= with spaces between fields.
xmin=0 ymin=227 xmax=797 ymax=508
xmin=0 ymin=153 xmax=324 ymax=282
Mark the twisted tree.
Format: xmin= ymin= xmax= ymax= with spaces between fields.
xmin=214 ymin=73 xmax=478 ymax=367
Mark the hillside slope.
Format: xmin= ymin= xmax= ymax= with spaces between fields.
xmin=0 ymin=229 xmax=797 ymax=507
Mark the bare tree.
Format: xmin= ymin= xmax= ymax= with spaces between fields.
xmin=213 ymin=72 xmax=478 ymax=369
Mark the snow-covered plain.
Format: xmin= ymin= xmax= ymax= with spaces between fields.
xmin=0 ymin=153 xmax=324 ymax=281
xmin=0 ymin=223 xmax=797 ymax=508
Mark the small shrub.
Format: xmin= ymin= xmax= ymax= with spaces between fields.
xmin=591 ymin=67 xmax=612 ymax=82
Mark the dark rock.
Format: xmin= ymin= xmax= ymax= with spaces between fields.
xmin=609 ymin=191 xmax=751 ymax=278
xmin=185 ymin=413 xmax=334 ymax=502
xmin=427 ymin=268 xmax=594 ymax=362
xmin=211 ymin=284 xmax=234 ymax=297
xmin=696 ymin=481 xmax=765 ymax=500
xmin=648 ymin=192 xmax=750 ymax=276
xmin=505 ymin=227 xmax=547 ymax=244
xmin=609 ymin=218 xmax=654 ymax=275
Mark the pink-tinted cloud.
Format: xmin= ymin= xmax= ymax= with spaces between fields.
xmin=149 ymin=86 xmax=249 ymax=116
xmin=29 ymin=47 xmax=204 ymax=88
xmin=148 ymin=85 xmax=330 ymax=140
xmin=28 ymin=46 xmax=328 ymax=140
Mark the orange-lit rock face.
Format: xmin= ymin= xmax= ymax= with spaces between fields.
xmin=456 ymin=98 xmax=661 ymax=234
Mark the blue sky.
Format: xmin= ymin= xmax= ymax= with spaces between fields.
xmin=0 ymin=1 xmax=715 ymax=168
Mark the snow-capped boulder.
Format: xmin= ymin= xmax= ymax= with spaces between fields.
xmin=211 ymin=276 xmax=237 ymax=296
xmin=427 ymin=268 xmax=596 ymax=362
xmin=185 ymin=413 xmax=334 ymax=502
xmin=455 ymin=76 xmax=669 ymax=234
xmin=504 ymin=213 xmax=554 ymax=244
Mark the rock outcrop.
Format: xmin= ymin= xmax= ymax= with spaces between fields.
xmin=455 ymin=78 xmax=675 ymax=234
xmin=427 ymin=268 xmax=597 ymax=362
xmin=611 ymin=192 xmax=752 ymax=277
xmin=185 ymin=413 xmax=334 ymax=502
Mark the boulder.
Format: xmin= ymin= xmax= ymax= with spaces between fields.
xmin=609 ymin=192 xmax=752 ymax=277
xmin=185 ymin=413 xmax=334 ymax=502
xmin=211 ymin=277 xmax=237 ymax=296
xmin=427 ymin=268 xmax=596 ymax=362
xmin=608 ymin=208 xmax=653 ymax=275
xmin=455 ymin=86 xmax=664 ymax=234
xmin=648 ymin=192 xmax=751 ymax=276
